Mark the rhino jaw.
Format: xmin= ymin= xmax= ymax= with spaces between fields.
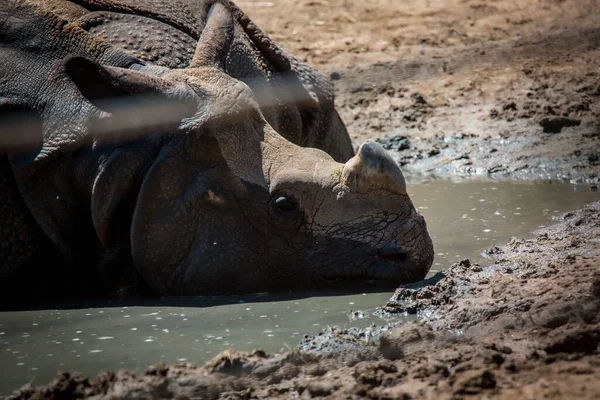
xmin=316 ymin=211 xmax=434 ymax=286
xmin=341 ymin=140 xmax=406 ymax=194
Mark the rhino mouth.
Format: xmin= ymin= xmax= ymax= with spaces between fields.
xmin=319 ymin=249 xmax=414 ymax=285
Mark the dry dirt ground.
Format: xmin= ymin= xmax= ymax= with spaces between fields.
xmin=9 ymin=0 xmax=600 ymax=398
xmin=245 ymin=0 xmax=600 ymax=183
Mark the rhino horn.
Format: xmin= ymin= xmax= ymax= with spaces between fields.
xmin=190 ymin=2 xmax=234 ymax=70
xmin=341 ymin=140 xmax=407 ymax=194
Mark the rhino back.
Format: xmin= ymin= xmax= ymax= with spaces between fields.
xmin=70 ymin=2 xmax=201 ymax=69
xmin=57 ymin=0 xmax=353 ymax=159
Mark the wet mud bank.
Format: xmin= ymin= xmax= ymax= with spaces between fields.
xmin=11 ymin=201 xmax=600 ymax=399
xmin=332 ymin=15 xmax=600 ymax=184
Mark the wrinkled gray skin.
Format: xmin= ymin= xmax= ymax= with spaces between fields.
xmin=0 ymin=0 xmax=434 ymax=300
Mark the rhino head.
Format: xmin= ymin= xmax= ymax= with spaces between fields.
xmin=125 ymin=4 xmax=433 ymax=294
xmin=2 ymin=2 xmax=433 ymax=295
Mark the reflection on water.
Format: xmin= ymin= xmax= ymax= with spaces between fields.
xmin=0 ymin=179 xmax=598 ymax=395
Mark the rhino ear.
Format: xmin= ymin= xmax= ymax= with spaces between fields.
xmin=65 ymin=57 xmax=165 ymax=110
xmin=190 ymin=2 xmax=234 ymax=70
xmin=65 ymin=56 xmax=198 ymax=138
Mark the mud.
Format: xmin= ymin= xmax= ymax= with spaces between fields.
xmin=6 ymin=0 xmax=600 ymax=398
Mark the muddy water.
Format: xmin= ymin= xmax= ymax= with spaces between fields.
xmin=1 ymin=179 xmax=598 ymax=395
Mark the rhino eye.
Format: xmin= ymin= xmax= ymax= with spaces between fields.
xmin=273 ymin=196 xmax=297 ymax=213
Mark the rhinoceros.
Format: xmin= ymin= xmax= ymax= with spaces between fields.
xmin=0 ymin=0 xmax=434 ymax=300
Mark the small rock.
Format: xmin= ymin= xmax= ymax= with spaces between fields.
xmin=411 ymin=92 xmax=428 ymax=105
xmin=306 ymin=381 xmax=335 ymax=397
xmin=379 ymin=322 xmax=435 ymax=360
xmin=306 ymin=365 xmax=328 ymax=377
xmin=329 ymin=71 xmax=342 ymax=81
xmin=545 ymin=329 xmax=600 ymax=354
xmin=486 ymin=353 xmax=505 ymax=366
xmin=453 ymin=369 xmax=496 ymax=394
xmin=482 ymin=246 xmax=503 ymax=258
xmin=543 ymin=105 xmax=556 ymax=115
xmin=539 ymin=116 xmax=581 ymax=133
xmin=146 ymin=362 xmax=169 ymax=377
xmin=502 ymin=102 xmax=517 ymax=111
xmin=491 ymin=343 xmax=513 ymax=354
